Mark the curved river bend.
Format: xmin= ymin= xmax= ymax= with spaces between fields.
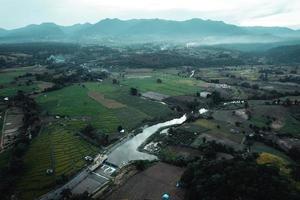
xmin=106 ymin=115 xmax=187 ymax=167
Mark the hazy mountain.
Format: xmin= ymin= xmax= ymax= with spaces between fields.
xmin=60 ymin=23 xmax=92 ymax=35
xmin=266 ymin=45 xmax=300 ymax=63
xmin=0 ymin=28 xmax=7 ymax=36
xmin=0 ymin=18 xmax=299 ymax=44
xmin=0 ymin=23 xmax=65 ymax=42
xmin=243 ymin=26 xmax=300 ymax=38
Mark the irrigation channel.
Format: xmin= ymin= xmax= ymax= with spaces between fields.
xmin=39 ymin=114 xmax=187 ymax=200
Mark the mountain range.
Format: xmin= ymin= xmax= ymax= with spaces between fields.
xmin=0 ymin=18 xmax=299 ymax=45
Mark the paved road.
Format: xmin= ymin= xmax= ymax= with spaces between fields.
xmin=39 ymin=169 xmax=90 ymax=200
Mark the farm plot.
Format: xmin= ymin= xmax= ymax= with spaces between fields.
xmin=37 ymin=82 xmax=174 ymax=133
xmin=36 ymin=85 xmax=121 ymax=133
xmin=0 ymin=84 xmax=38 ymax=97
xmin=106 ymin=162 xmax=185 ymax=200
xmin=0 ymin=68 xmax=39 ymax=97
xmin=248 ymin=104 xmax=300 ymax=135
xmin=88 ymin=91 xmax=125 ymax=109
xmin=17 ymin=124 xmax=99 ymax=200
xmin=0 ymin=70 xmax=26 ymax=84
xmin=191 ymin=119 xmax=244 ymax=149
xmin=121 ymin=73 xmax=202 ymax=96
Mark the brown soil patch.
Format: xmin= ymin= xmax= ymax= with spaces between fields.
xmin=37 ymin=81 xmax=54 ymax=91
xmin=88 ymin=91 xmax=126 ymax=109
xmin=106 ymin=162 xmax=185 ymax=200
xmin=271 ymin=120 xmax=284 ymax=130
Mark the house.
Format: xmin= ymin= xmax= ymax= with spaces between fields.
xmin=200 ymin=91 xmax=211 ymax=98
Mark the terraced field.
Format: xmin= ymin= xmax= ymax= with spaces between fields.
xmin=17 ymin=124 xmax=99 ymax=200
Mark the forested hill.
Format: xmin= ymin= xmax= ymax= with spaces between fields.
xmin=0 ymin=18 xmax=299 ymax=44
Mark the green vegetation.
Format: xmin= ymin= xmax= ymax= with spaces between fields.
xmin=17 ymin=124 xmax=99 ymax=200
xmin=1 ymin=43 xmax=300 ymax=200
xmin=0 ymin=70 xmax=26 ymax=84
xmin=252 ymin=142 xmax=294 ymax=163
xmin=181 ymin=144 xmax=300 ymax=200
xmin=121 ymin=73 xmax=202 ymax=96
xmin=0 ymin=84 xmax=38 ymax=97
xmin=0 ymin=68 xmax=39 ymax=96
xmin=36 ymin=82 xmax=174 ymax=133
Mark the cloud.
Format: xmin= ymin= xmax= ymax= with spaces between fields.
xmin=0 ymin=0 xmax=299 ymax=29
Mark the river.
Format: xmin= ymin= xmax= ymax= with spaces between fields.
xmin=39 ymin=114 xmax=187 ymax=200
xmin=106 ymin=114 xmax=187 ymax=167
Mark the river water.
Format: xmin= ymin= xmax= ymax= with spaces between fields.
xmin=106 ymin=115 xmax=187 ymax=167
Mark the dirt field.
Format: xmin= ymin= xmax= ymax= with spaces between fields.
xmin=142 ymin=91 xmax=170 ymax=101
xmin=106 ymin=162 xmax=185 ymax=200
xmin=88 ymin=91 xmax=126 ymax=109
xmin=37 ymin=81 xmax=54 ymax=91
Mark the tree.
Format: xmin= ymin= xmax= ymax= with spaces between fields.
xmin=241 ymin=82 xmax=251 ymax=88
xmin=112 ymin=79 xmax=118 ymax=84
xmin=292 ymin=165 xmax=300 ymax=181
xmin=181 ymin=156 xmax=300 ymax=200
xmin=117 ymin=125 xmax=123 ymax=132
xmin=252 ymin=84 xmax=259 ymax=90
xmin=81 ymin=124 xmax=96 ymax=139
xmin=244 ymin=101 xmax=249 ymax=109
xmin=130 ymin=87 xmax=138 ymax=96
xmin=210 ymin=91 xmax=222 ymax=105
xmin=61 ymin=188 xmax=72 ymax=199
xmin=156 ymin=78 xmax=162 ymax=84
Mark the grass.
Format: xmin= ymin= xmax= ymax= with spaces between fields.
xmin=121 ymin=73 xmax=202 ymax=96
xmin=0 ymin=68 xmax=39 ymax=97
xmin=248 ymin=104 xmax=300 ymax=135
xmin=281 ymin=115 xmax=300 ymax=135
xmin=257 ymin=152 xmax=291 ymax=175
xmin=17 ymin=124 xmax=99 ymax=200
xmin=192 ymin=119 xmax=244 ymax=148
xmin=251 ymin=142 xmax=293 ymax=163
xmin=36 ymin=82 xmax=174 ymax=133
xmin=0 ymin=84 xmax=38 ymax=97
xmin=0 ymin=71 xmax=26 ymax=84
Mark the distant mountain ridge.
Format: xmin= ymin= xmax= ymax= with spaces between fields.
xmin=0 ymin=18 xmax=299 ymax=44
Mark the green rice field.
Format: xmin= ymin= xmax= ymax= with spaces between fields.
xmin=36 ymin=82 xmax=175 ymax=133
xmin=17 ymin=124 xmax=99 ymax=200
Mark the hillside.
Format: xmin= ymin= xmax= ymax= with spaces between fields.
xmin=267 ymin=45 xmax=300 ymax=63
xmin=0 ymin=18 xmax=299 ymax=44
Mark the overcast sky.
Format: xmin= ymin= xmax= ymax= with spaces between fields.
xmin=0 ymin=0 xmax=299 ymax=29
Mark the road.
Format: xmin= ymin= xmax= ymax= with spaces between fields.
xmin=39 ymin=115 xmax=186 ymax=200
xmin=39 ymin=169 xmax=90 ymax=200
xmin=38 ymin=135 xmax=130 ymax=200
